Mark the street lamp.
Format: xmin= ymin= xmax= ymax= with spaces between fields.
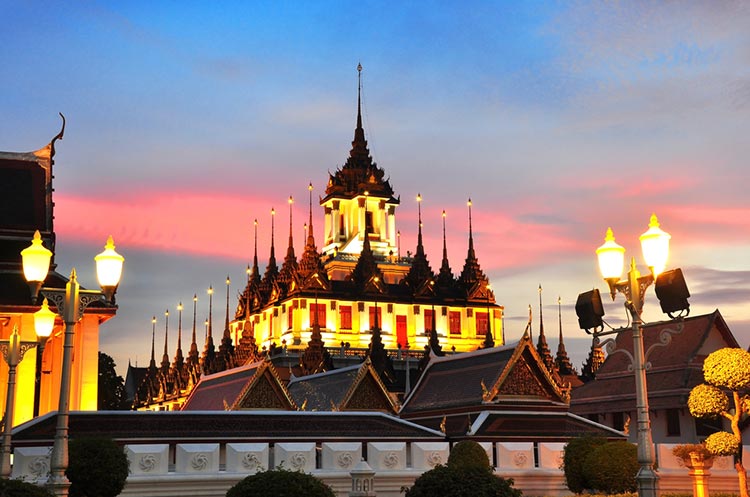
xmin=21 ymin=231 xmax=124 ymax=497
xmin=576 ymin=214 xmax=689 ymax=497
xmin=0 ymin=325 xmax=45 ymax=477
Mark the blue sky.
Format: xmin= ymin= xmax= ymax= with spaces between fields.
xmin=3 ymin=1 xmax=750 ymax=375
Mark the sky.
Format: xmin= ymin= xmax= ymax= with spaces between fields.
xmin=2 ymin=1 xmax=750 ymax=377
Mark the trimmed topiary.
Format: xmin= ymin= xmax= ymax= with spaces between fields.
xmin=562 ymin=435 xmax=607 ymax=493
xmin=0 ymin=478 xmax=53 ymax=497
xmin=66 ymin=437 xmax=130 ymax=497
xmin=447 ymin=440 xmax=491 ymax=470
xmin=226 ymin=468 xmax=335 ymax=497
xmin=404 ymin=465 xmax=522 ymax=497
xmin=582 ymin=441 xmax=638 ymax=494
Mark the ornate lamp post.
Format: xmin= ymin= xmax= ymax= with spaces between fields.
xmin=20 ymin=231 xmax=124 ymax=497
xmin=0 ymin=323 xmax=49 ymax=477
xmin=577 ymin=215 xmax=689 ymax=497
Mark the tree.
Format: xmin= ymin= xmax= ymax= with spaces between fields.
xmin=226 ymin=468 xmax=335 ymax=497
xmin=0 ymin=478 xmax=53 ymax=496
xmin=66 ymin=437 xmax=130 ymax=497
xmin=562 ymin=435 xmax=608 ymax=493
xmin=687 ymin=347 xmax=750 ymax=497
xmin=405 ymin=441 xmax=521 ymax=497
xmin=98 ymin=352 xmax=129 ymax=410
xmin=582 ymin=441 xmax=638 ymax=494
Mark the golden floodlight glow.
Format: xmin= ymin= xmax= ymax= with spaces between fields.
xmin=207 ymin=286 xmax=213 ymax=295
xmin=33 ymin=298 xmax=57 ymax=338
xmin=94 ymin=236 xmax=124 ymax=288
xmin=639 ymin=214 xmax=671 ymax=276
xmin=596 ymin=227 xmax=626 ymax=281
xmin=21 ymin=230 xmax=52 ymax=283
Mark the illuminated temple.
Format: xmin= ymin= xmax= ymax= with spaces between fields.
xmin=133 ymin=68 xmax=506 ymax=410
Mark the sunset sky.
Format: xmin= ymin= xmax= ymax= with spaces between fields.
xmin=3 ymin=2 xmax=750 ymax=375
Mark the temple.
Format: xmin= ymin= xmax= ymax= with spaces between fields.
xmin=133 ymin=66 xmax=505 ymax=410
xmin=0 ymin=116 xmax=118 ymax=426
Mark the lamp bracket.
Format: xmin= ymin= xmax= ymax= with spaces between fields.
xmin=594 ymin=334 xmax=635 ymax=371
xmin=0 ymin=340 xmax=38 ymax=367
xmin=644 ymin=319 xmax=684 ymax=368
xmin=41 ymin=289 xmax=106 ymax=322
xmin=615 ymin=273 xmax=654 ymax=316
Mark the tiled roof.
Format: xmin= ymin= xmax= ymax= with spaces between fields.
xmin=287 ymin=363 xmax=361 ymax=411
xmin=181 ymin=361 xmax=262 ymax=410
xmin=400 ymin=345 xmax=515 ymax=415
xmin=11 ymin=411 xmax=443 ymax=444
xmin=570 ymin=311 xmax=738 ymax=414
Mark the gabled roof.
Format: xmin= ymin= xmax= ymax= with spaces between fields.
xmin=400 ymin=334 xmax=567 ymax=417
xmin=414 ymin=410 xmax=625 ymax=441
xmin=287 ymin=358 xmax=397 ymax=413
xmin=570 ymin=310 xmax=739 ymax=414
xmin=181 ymin=359 xmax=295 ymax=411
xmin=12 ymin=411 xmax=444 ymax=444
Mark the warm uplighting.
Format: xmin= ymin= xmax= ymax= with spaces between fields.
xmin=639 ymin=214 xmax=671 ymax=276
xmin=94 ymin=236 xmax=125 ymax=302
xmin=596 ymin=227 xmax=625 ymax=282
xmin=33 ymin=298 xmax=56 ymax=339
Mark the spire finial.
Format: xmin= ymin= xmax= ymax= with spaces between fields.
xmin=467 ymin=198 xmax=474 ymax=249
xmin=288 ymin=195 xmax=294 ymax=248
xmin=161 ymin=309 xmax=170 ymax=371
xmin=207 ymin=285 xmax=214 ymax=339
xmin=149 ymin=316 xmax=157 ymax=369
xmin=189 ymin=294 xmax=198 ymax=362
xmin=225 ymin=275 xmax=231 ymax=333
xmin=308 ymin=182 xmax=314 ymax=242
xmin=417 ymin=193 xmax=423 ymax=246
xmin=253 ymin=219 xmax=259 ymax=270
xmin=558 ymin=295 xmax=563 ymax=344
xmin=269 ymin=207 xmax=276 ymax=268
xmin=176 ymin=302 xmax=183 ymax=358
xmin=538 ymin=284 xmax=545 ymax=337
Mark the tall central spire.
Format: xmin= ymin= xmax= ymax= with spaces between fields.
xmin=352 ymin=62 xmax=367 ymax=157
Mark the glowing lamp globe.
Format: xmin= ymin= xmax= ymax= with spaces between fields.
xmin=21 ymin=230 xmax=52 ymax=283
xmin=34 ymin=298 xmax=57 ymax=339
xmin=596 ymin=228 xmax=625 ymax=280
xmin=94 ymin=236 xmax=124 ymax=303
xmin=639 ymin=214 xmax=670 ymax=276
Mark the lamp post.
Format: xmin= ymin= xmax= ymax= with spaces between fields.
xmin=578 ymin=214 xmax=688 ymax=497
xmin=0 ymin=325 xmax=44 ymax=477
xmin=21 ymin=231 xmax=124 ymax=497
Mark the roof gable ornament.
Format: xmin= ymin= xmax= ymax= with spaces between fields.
xmin=484 ymin=334 xmax=566 ymax=404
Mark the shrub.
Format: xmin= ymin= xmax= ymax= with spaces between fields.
xmin=705 ymin=431 xmax=741 ymax=456
xmin=583 ymin=441 xmax=638 ymax=494
xmin=448 ymin=440 xmax=491 ymax=470
xmin=66 ymin=437 xmax=130 ymax=497
xmin=562 ymin=435 xmax=607 ymax=493
xmin=226 ymin=468 xmax=335 ymax=497
xmin=404 ymin=465 xmax=522 ymax=497
xmin=0 ymin=478 xmax=53 ymax=497
xmin=672 ymin=443 xmax=713 ymax=462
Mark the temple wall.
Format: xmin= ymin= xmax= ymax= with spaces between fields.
xmin=12 ymin=441 xmax=748 ymax=497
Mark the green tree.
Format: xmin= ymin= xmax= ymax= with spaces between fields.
xmin=562 ymin=435 xmax=608 ymax=493
xmin=98 ymin=352 xmax=128 ymax=410
xmin=405 ymin=441 xmax=521 ymax=497
xmin=582 ymin=441 xmax=638 ymax=494
xmin=0 ymin=478 xmax=53 ymax=497
xmin=66 ymin=437 xmax=130 ymax=497
xmin=687 ymin=347 xmax=750 ymax=497
xmin=226 ymin=468 xmax=335 ymax=497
